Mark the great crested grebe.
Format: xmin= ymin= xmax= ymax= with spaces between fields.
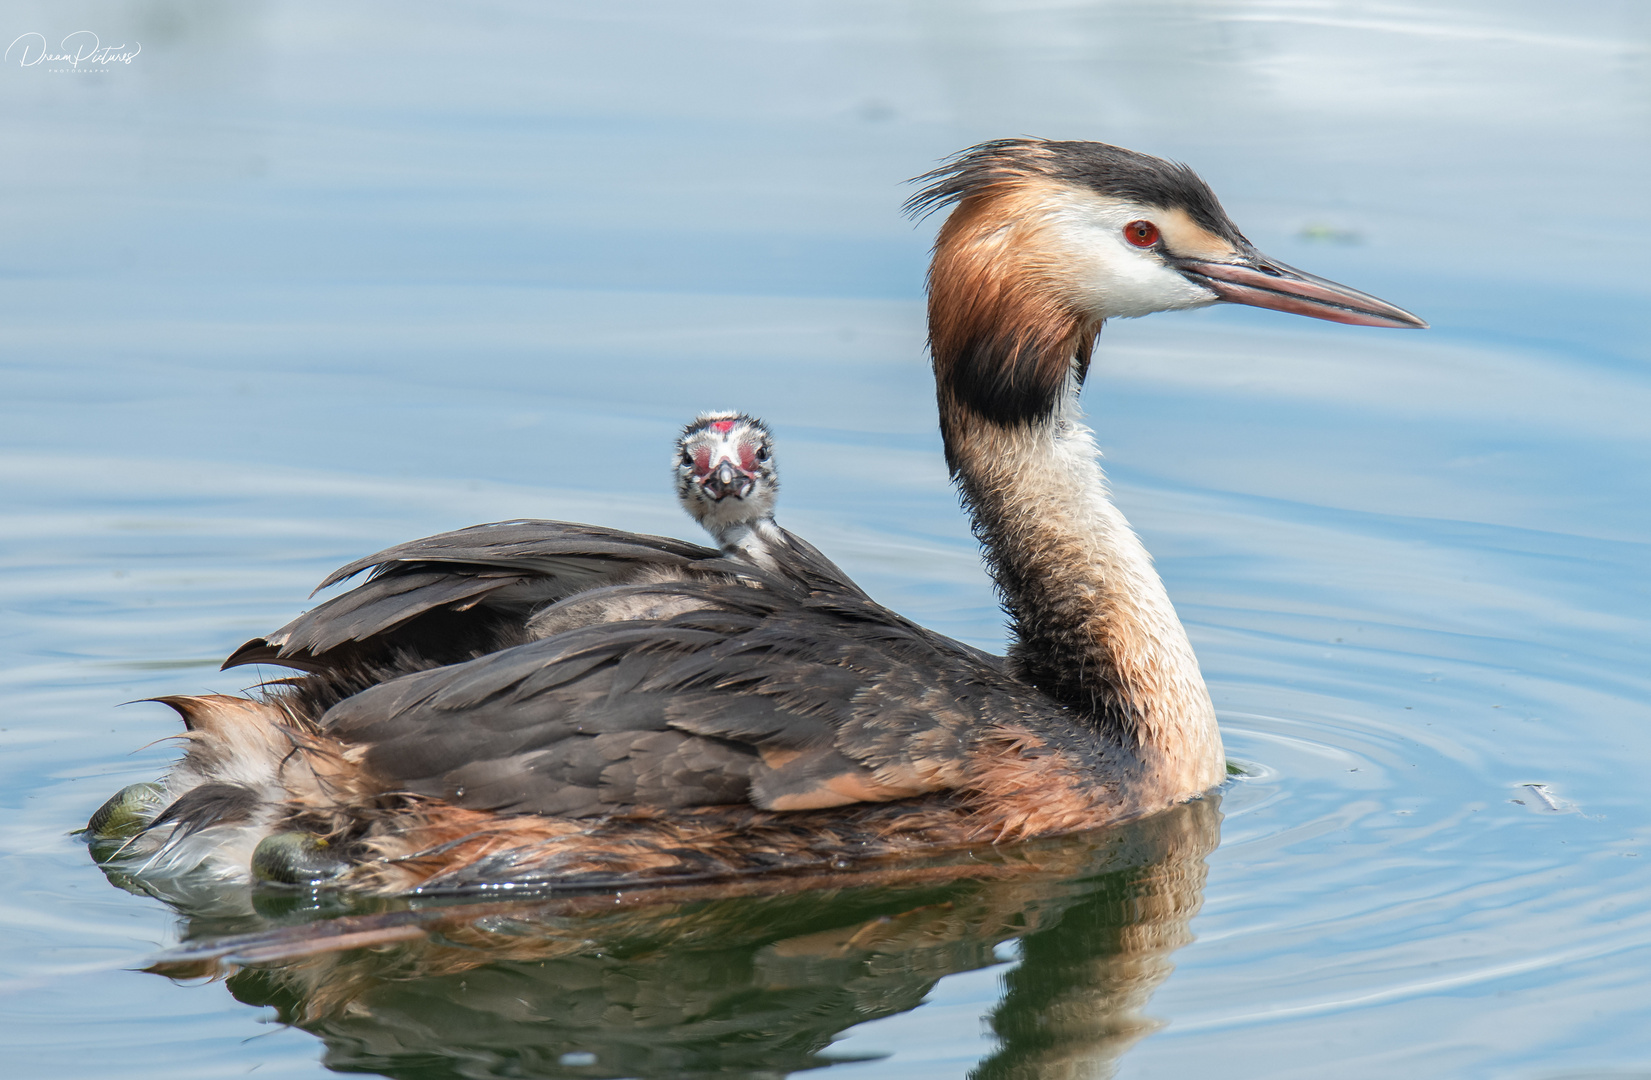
xmin=86 ymin=139 xmax=1423 ymax=892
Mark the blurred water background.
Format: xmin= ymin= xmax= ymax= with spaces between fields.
xmin=1 ymin=1 xmax=1649 ymax=1076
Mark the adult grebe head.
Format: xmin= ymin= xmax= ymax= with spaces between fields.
xmin=908 ymin=138 xmax=1424 ymax=439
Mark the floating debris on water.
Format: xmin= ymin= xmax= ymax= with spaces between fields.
xmin=1515 ymin=782 xmax=1572 ymax=813
xmin=1298 ymin=223 xmax=1365 ymax=245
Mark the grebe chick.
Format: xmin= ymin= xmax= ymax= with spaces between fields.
xmin=672 ymin=411 xmax=869 ymax=598
xmin=86 ymin=138 xmax=1423 ymax=893
xmin=674 ymin=411 xmax=782 ymax=567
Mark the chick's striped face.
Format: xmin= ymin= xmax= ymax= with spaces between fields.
xmin=674 ymin=413 xmax=778 ymax=534
xmin=680 ymin=418 xmax=769 ymax=483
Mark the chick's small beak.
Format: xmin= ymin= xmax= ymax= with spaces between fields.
xmin=1172 ymin=251 xmax=1427 ymax=329
xmin=701 ymin=461 xmax=755 ymax=501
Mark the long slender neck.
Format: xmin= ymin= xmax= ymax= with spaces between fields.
xmin=947 ymin=394 xmax=1220 ymax=785
xmin=928 ymin=195 xmax=1223 ymax=793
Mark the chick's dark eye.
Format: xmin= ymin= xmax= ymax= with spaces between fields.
xmin=756 ymin=444 xmax=771 ymax=462
xmin=680 ymin=450 xmax=693 ymax=467
xmin=1124 ymin=220 xmax=1160 ymax=248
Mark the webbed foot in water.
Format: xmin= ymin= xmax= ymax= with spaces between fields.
xmin=84 ymin=783 xmax=166 ymax=844
xmin=251 ymin=832 xmax=350 ymax=886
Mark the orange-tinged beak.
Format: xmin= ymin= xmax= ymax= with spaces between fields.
xmin=1173 ymin=253 xmax=1427 ymax=329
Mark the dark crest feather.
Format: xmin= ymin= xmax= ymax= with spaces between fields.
xmin=905 ymin=137 xmax=1245 ymax=243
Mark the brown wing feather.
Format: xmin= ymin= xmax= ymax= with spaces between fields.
xmin=317 ymin=519 xmax=715 ymax=590
xmin=316 ymin=574 xmax=1052 ymax=818
xmin=224 ymin=520 xmax=726 ymax=674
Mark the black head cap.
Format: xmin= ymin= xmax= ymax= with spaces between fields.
xmin=905 ymin=137 xmax=1249 ymax=247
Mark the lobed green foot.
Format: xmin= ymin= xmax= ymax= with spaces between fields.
xmin=251 ymin=831 xmax=349 ymax=886
xmin=84 ymin=783 xmax=167 ymax=841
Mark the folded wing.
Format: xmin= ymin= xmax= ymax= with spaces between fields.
xmin=223 ymin=520 xmax=724 ymax=673
xmin=321 ymin=574 xmax=1028 ymax=818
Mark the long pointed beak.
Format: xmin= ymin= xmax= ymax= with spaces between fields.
xmin=1173 ymin=253 xmax=1427 ymax=329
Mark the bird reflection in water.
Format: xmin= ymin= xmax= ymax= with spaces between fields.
xmin=131 ymin=797 xmax=1218 ymax=1079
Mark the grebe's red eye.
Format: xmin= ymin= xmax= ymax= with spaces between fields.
xmin=1124 ymin=220 xmax=1159 ymax=247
